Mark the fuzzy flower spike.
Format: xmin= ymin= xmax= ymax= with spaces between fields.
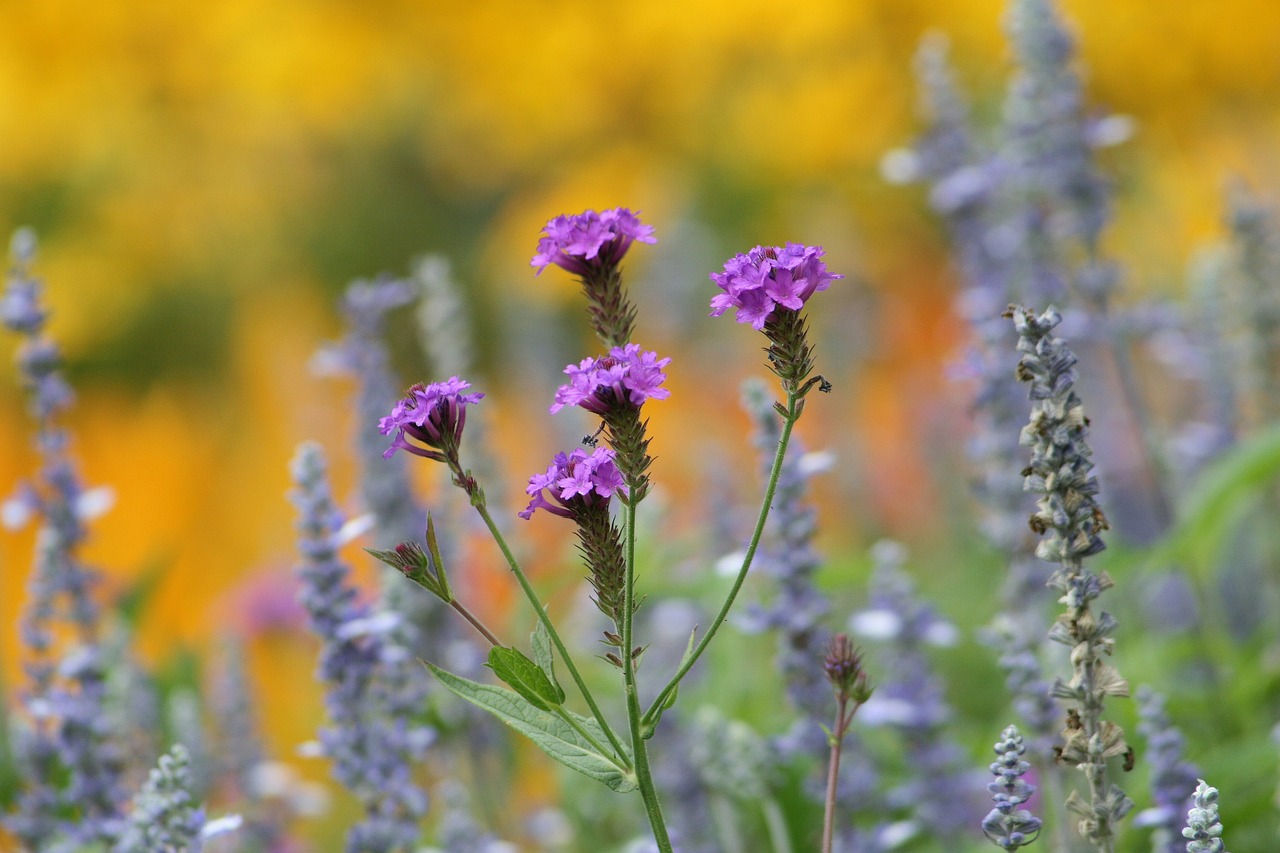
xmin=1008 ymin=304 xmax=1133 ymax=852
xmin=711 ymin=243 xmax=841 ymax=398
xmin=551 ymin=343 xmax=670 ymax=501
xmin=531 ymin=208 xmax=656 ymax=348
xmin=520 ymin=447 xmax=630 ymax=629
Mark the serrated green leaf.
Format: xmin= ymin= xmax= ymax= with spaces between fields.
xmin=487 ymin=646 xmax=563 ymax=710
xmin=530 ymin=621 xmax=564 ymax=703
xmin=426 ymin=663 xmax=636 ymax=792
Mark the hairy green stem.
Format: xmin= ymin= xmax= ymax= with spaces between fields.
xmin=470 ymin=499 xmax=631 ymax=766
xmin=623 ymin=498 xmax=673 ymax=852
xmin=644 ymin=393 xmax=799 ymax=723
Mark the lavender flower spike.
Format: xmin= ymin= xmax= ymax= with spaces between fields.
xmin=1182 ymin=780 xmax=1228 ymax=853
xmin=379 ymin=377 xmax=483 ymax=463
xmin=114 ymin=744 xmax=240 ymax=853
xmin=982 ymin=725 xmax=1042 ymax=850
xmin=292 ymin=442 xmax=431 ymax=853
xmin=532 ymin=207 xmax=655 ymax=347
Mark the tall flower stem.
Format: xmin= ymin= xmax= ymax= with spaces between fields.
xmin=447 ymin=600 xmax=502 ymax=648
xmin=622 ymin=497 xmax=673 ymax=852
xmin=467 ymin=495 xmax=631 ymax=767
xmin=644 ymin=391 xmax=799 ymax=724
xmin=821 ymin=692 xmax=850 ymax=853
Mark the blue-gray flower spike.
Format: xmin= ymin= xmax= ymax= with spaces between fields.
xmin=1182 ymin=780 xmax=1228 ymax=853
xmin=1009 ymin=304 xmax=1133 ymax=853
xmin=982 ymin=725 xmax=1042 ymax=850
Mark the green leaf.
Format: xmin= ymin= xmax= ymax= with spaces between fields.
xmin=424 ymin=513 xmax=452 ymax=600
xmin=530 ymin=621 xmax=564 ymax=702
xmin=642 ymin=626 xmax=697 ymax=735
xmin=1154 ymin=422 xmax=1280 ymax=574
xmin=487 ymin=646 xmax=564 ymax=710
xmin=426 ymin=663 xmax=636 ymax=792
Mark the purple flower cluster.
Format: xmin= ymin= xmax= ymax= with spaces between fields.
xmin=550 ymin=343 xmax=671 ymax=416
xmin=378 ymin=378 xmax=483 ymax=461
xmin=531 ymin=208 xmax=656 ymax=277
xmin=709 ymin=243 xmax=841 ymax=329
xmin=519 ymin=447 xmax=625 ymax=520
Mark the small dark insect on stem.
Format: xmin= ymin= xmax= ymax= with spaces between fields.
xmin=582 ymin=422 xmax=606 ymax=448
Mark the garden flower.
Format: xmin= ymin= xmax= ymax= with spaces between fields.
xmin=378 ymin=377 xmax=483 ymax=463
xmin=531 ymin=208 xmax=655 ymax=278
xmin=518 ymin=447 xmax=625 ymax=521
xmin=550 ymin=343 xmax=671 ymax=416
xmin=520 ymin=446 xmax=629 ymax=625
xmin=709 ymin=243 xmax=841 ymax=330
xmin=531 ymin=208 xmax=655 ymax=349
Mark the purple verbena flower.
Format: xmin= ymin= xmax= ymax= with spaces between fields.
xmin=550 ymin=343 xmax=671 ymax=416
xmin=709 ymin=243 xmax=841 ymax=330
xmin=378 ymin=377 xmax=483 ymax=462
xmin=531 ymin=208 xmax=656 ymax=277
xmin=518 ymin=447 xmax=625 ymax=520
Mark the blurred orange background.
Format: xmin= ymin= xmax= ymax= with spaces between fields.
xmin=2 ymin=0 xmax=1279 ymax=841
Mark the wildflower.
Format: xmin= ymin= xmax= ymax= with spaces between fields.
xmin=532 ymin=208 xmax=656 ymax=277
xmin=292 ymin=442 xmax=431 ymax=852
xmin=709 ymin=243 xmax=840 ymax=329
xmin=1009 ymin=304 xmax=1133 ymax=850
xmin=550 ymin=344 xmax=671 ymax=416
xmin=531 ymin=208 xmax=655 ymax=348
xmin=823 ymin=634 xmax=872 ymax=706
xmin=378 ymin=377 xmax=483 ymax=463
xmin=1132 ymin=687 xmax=1200 ymax=853
xmin=1182 ymin=780 xmax=1228 ymax=853
xmin=114 ymin=744 xmax=238 ymax=853
xmin=518 ymin=447 xmax=625 ymax=521
xmin=710 ymin=243 xmax=840 ymax=398
xmin=519 ymin=447 xmax=628 ymax=626
xmin=551 ymin=343 xmax=668 ymax=500
xmin=981 ymin=725 xmax=1042 ymax=850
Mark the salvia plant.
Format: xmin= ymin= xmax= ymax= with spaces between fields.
xmin=4 ymin=0 xmax=1278 ymax=850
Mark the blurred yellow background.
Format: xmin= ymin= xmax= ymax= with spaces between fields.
xmin=2 ymin=0 xmax=1279 ymax=842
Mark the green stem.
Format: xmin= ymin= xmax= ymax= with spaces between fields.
xmin=644 ymin=393 xmax=799 ymax=723
xmin=623 ymin=498 xmax=674 ymax=852
xmin=470 ymin=500 xmax=631 ymax=767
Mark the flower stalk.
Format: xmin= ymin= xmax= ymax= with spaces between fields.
xmin=1008 ymin=304 xmax=1133 ymax=852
